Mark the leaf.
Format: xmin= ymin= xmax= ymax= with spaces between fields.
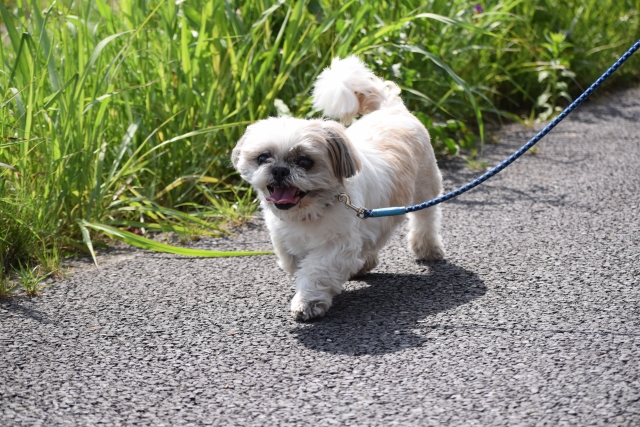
xmin=536 ymin=92 xmax=551 ymax=107
xmin=94 ymin=0 xmax=114 ymax=22
xmin=0 ymin=2 xmax=23 ymax=53
xmin=103 ymin=221 xmax=220 ymax=236
xmin=30 ymin=0 xmax=62 ymax=91
xmin=114 ymin=204 xmax=225 ymax=232
xmin=307 ymin=0 xmax=324 ymax=21
xmin=253 ymin=0 xmax=286 ymax=28
xmin=538 ymin=70 xmax=550 ymax=83
xmin=76 ymin=31 xmax=134 ymax=95
xmin=0 ymin=162 xmax=20 ymax=174
xmin=153 ymin=175 xmax=220 ymax=201
xmin=180 ymin=5 xmax=192 ymax=79
xmin=137 ymin=122 xmax=249 ymax=160
xmin=78 ymin=220 xmax=273 ymax=258
xmin=444 ymin=138 xmax=458 ymax=155
xmin=273 ymin=99 xmax=291 ymax=117
xmin=104 ymin=120 xmax=140 ymax=198
xmin=400 ymin=86 xmax=435 ymax=107
xmin=414 ymin=13 xmax=496 ymax=37
xmin=43 ymin=73 xmax=79 ymax=109
xmin=76 ymin=219 xmax=99 ymax=267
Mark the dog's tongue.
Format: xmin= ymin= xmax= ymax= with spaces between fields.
xmin=267 ymin=187 xmax=299 ymax=204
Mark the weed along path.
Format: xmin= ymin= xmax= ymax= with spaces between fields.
xmin=2 ymin=88 xmax=640 ymax=426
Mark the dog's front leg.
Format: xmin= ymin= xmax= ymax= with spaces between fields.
xmin=290 ymin=240 xmax=363 ymax=321
xmin=270 ymin=233 xmax=298 ymax=276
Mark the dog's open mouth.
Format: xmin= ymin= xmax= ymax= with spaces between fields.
xmin=266 ymin=186 xmax=307 ymax=210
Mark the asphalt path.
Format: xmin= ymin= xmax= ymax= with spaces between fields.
xmin=2 ymin=88 xmax=639 ymax=426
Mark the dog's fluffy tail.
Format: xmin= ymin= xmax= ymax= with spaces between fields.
xmin=312 ymin=56 xmax=402 ymax=124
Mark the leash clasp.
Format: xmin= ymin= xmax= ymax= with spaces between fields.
xmin=338 ymin=193 xmax=366 ymax=219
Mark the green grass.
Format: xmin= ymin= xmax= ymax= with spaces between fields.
xmin=0 ymin=268 xmax=18 ymax=299
xmin=15 ymin=261 xmax=51 ymax=296
xmin=1 ymin=0 xmax=639 ymax=283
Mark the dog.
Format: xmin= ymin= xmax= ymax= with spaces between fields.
xmin=232 ymin=56 xmax=445 ymax=320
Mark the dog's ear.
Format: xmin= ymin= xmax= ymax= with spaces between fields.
xmin=231 ymin=133 xmax=247 ymax=169
xmin=322 ymin=122 xmax=362 ymax=182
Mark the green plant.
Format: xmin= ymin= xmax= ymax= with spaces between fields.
xmin=416 ymin=116 xmax=478 ymax=156
xmin=15 ymin=262 xmax=51 ymax=297
xmin=465 ymin=158 xmax=489 ymax=170
xmin=0 ymin=271 xmax=18 ymax=299
xmin=527 ymin=31 xmax=576 ymax=120
xmin=0 ymin=185 xmax=53 ymax=276
xmin=37 ymin=240 xmax=63 ymax=279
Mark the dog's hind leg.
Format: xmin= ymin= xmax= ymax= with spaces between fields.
xmin=407 ymin=205 xmax=445 ymax=261
xmin=406 ymin=168 xmax=445 ymax=260
xmin=352 ymin=252 xmax=379 ymax=278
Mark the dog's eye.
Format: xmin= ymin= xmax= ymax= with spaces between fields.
xmin=257 ymin=153 xmax=270 ymax=165
xmin=297 ymin=157 xmax=314 ymax=170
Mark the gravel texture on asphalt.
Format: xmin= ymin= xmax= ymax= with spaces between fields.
xmin=2 ymin=88 xmax=639 ymax=426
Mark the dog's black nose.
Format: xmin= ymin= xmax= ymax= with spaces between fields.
xmin=272 ymin=167 xmax=290 ymax=182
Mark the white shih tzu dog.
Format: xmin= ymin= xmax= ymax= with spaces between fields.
xmin=232 ymin=56 xmax=445 ymax=320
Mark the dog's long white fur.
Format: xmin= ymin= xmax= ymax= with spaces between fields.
xmin=233 ymin=56 xmax=445 ymax=320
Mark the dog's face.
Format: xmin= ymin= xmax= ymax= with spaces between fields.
xmin=232 ymin=117 xmax=361 ymax=221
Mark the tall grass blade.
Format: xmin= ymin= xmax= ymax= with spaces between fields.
xmin=78 ymin=220 xmax=273 ymax=258
xmin=76 ymin=219 xmax=99 ymax=267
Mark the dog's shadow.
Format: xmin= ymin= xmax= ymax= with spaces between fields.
xmin=291 ymin=261 xmax=486 ymax=355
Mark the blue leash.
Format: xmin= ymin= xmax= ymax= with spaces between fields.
xmin=339 ymin=38 xmax=640 ymax=219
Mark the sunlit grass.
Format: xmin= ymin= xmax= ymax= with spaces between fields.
xmin=0 ymin=0 xmax=639 ymax=278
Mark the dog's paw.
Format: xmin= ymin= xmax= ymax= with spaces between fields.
xmin=409 ymin=238 xmax=446 ymax=261
xmin=422 ymin=245 xmax=446 ymax=261
xmin=290 ymin=292 xmax=330 ymax=321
